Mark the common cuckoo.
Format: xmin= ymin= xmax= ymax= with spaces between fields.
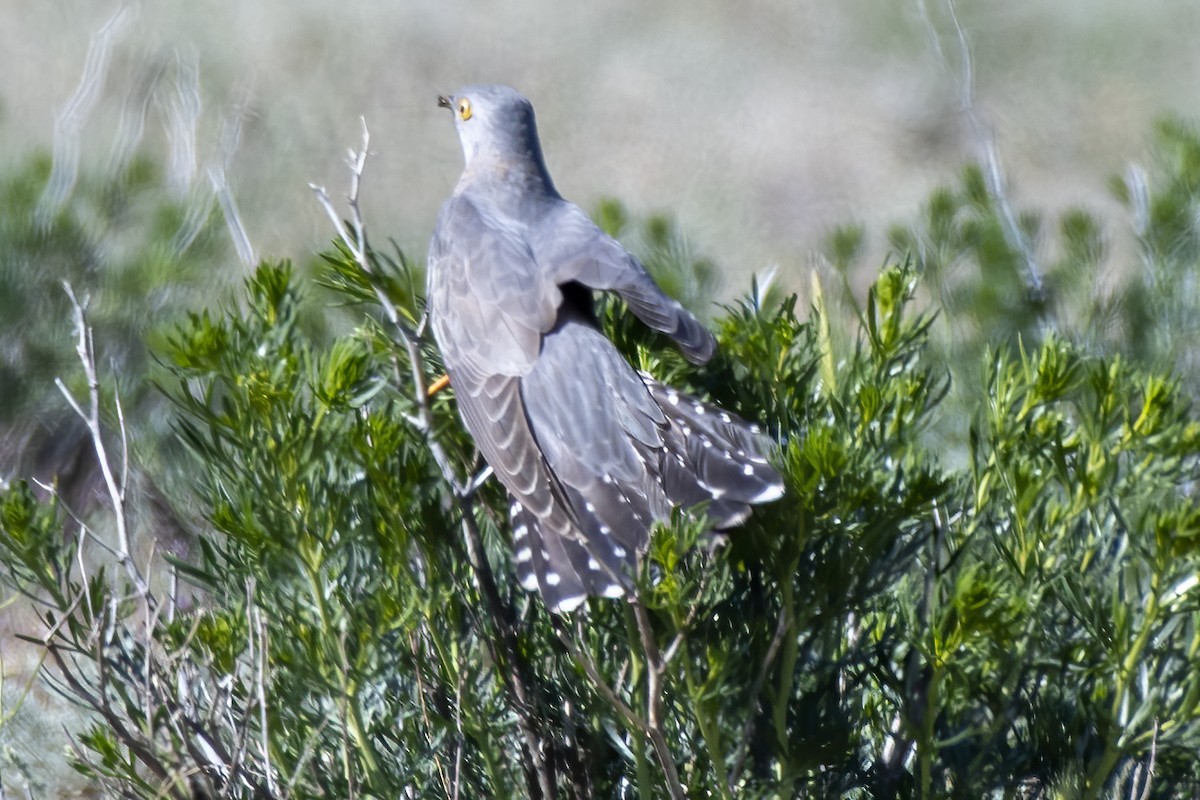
xmin=428 ymin=85 xmax=783 ymax=612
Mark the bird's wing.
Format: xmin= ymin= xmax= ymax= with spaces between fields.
xmin=428 ymin=195 xmax=620 ymax=609
xmin=530 ymin=201 xmax=717 ymax=365
xmin=453 ymin=371 xmax=599 ymax=612
xmin=520 ymin=317 xmax=673 ymax=567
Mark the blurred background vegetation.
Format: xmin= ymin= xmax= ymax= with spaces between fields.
xmin=2 ymin=1 xmax=1200 ymax=797
xmin=4 ymin=0 xmax=1200 ymax=273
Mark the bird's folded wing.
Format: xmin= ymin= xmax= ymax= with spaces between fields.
xmin=531 ymin=202 xmax=717 ymax=365
xmin=521 ymin=320 xmax=672 ymax=559
xmin=429 ymin=195 xmax=618 ymax=606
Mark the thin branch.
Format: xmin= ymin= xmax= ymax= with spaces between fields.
xmin=167 ymin=564 xmax=179 ymax=625
xmin=1131 ymin=720 xmax=1158 ymax=800
xmin=45 ymin=643 xmax=180 ymax=792
xmin=451 ymin=661 xmax=465 ymax=800
xmin=308 ymin=130 xmax=467 ymax=499
xmin=140 ymin=544 xmax=165 ymax=750
xmin=629 ymin=598 xmax=686 ymax=800
xmin=457 ymin=499 xmax=557 ymax=800
xmin=248 ymin=583 xmax=278 ymax=797
xmin=555 ymin=618 xmax=645 ymax=733
xmin=465 ymin=465 xmax=495 ymax=497
xmin=45 ymin=297 xmax=286 ymax=792
xmin=56 ymin=283 xmax=151 ymax=601
xmin=727 ymin=599 xmax=792 ymax=791
xmin=660 ymin=572 xmax=709 ymax=668
xmin=282 ymin=712 xmax=334 ymax=797
xmin=37 ymin=4 xmax=133 ymax=226
xmin=208 ymin=164 xmax=256 ymax=267
xmin=407 ymin=629 xmax=452 ymax=796
xmin=75 ymin=521 xmax=96 ymax=623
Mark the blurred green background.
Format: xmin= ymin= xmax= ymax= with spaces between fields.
xmin=4 ymin=0 xmax=1199 ymax=276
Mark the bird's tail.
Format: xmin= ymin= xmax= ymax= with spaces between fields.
xmin=639 ymin=373 xmax=784 ymax=528
xmin=508 ymin=373 xmax=784 ymax=615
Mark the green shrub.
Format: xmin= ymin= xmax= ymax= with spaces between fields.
xmin=2 ymin=122 xmax=1200 ymax=798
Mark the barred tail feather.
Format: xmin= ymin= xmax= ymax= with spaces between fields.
xmin=510 ymin=498 xmax=625 ymax=613
xmin=508 ymin=378 xmax=782 ymax=614
xmin=642 ymin=374 xmax=784 ymax=522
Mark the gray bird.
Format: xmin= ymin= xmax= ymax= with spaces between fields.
xmin=428 ymin=85 xmax=783 ymax=612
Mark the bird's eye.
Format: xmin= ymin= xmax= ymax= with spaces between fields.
xmin=458 ymin=98 xmax=472 ymax=121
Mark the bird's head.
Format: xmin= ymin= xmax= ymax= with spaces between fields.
xmin=438 ymin=85 xmax=552 ymax=186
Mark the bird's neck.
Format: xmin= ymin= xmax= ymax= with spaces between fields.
xmin=457 ymin=146 xmax=559 ymax=213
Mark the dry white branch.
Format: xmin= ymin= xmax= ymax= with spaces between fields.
xmin=56 ymin=282 xmax=151 ymax=601
xmin=307 ymin=120 xmax=486 ymax=498
xmin=630 ymin=600 xmax=686 ymax=800
xmin=37 ymin=4 xmax=134 ymax=226
xmin=209 ymin=165 xmax=257 ymax=267
xmin=247 ymin=583 xmax=278 ymax=797
xmin=1130 ymin=720 xmax=1158 ymax=800
xmin=42 ymin=284 xmax=288 ymax=797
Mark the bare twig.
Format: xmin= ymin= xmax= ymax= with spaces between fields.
xmin=555 ymin=619 xmax=645 ymax=732
xmin=407 ymin=629 xmax=452 ymax=796
xmin=46 ymin=643 xmax=179 ymax=791
xmin=1130 ymin=720 xmax=1158 ymax=800
xmin=209 ymin=165 xmax=256 ymax=267
xmin=42 ymin=285 xmax=291 ymax=796
xmin=452 ymin=659 xmax=466 ymax=800
xmin=550 ymin=560 xmax=695 ymax=796
xmin=56 ymin=283 xmax=150 ymax=602
xmin=456 ymin=499 xmax=558 ymax=799
xmin=308 ymin=124 xmax=469 ymax=499
xmin=248 ymin=583 xmax=278 ymax=797
xmin=629 ymin=598 xmax=686 ymax=800
xmin=727 ymin=599 xmax=792 ymax=790
xmin=37 ymin=4 xmax=134 ymax=226
xmin=465 ymin=465 xmax=495 ymax=497
xmin=282 ymin=712 xmax=334 ymax=796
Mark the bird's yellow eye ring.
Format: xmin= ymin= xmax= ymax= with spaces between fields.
xmin=458 ymin=98 xmax=472 ymax=121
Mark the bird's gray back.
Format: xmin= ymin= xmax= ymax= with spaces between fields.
xmin=428 ymin=193 xmax=561 ymax=379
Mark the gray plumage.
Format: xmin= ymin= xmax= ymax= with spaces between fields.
xmin=428 ymin=85 xmax=783 ymax=612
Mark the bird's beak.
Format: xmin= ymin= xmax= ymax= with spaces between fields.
xmin=437 ymin=94 xmax=453 ymax=110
